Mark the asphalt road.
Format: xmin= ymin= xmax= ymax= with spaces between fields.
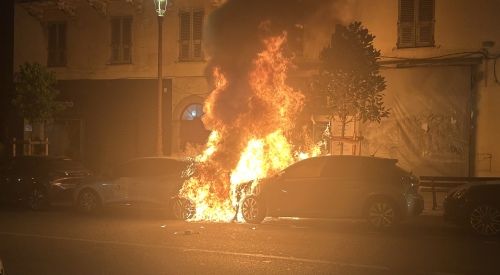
xmin=0 ymin=206 xmax=499 ymax=275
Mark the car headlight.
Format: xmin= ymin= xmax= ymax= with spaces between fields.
xmin=452 ymin=187 xmax=468 ymax=200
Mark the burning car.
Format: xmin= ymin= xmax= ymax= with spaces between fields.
xmin=238 ymin=155 xmax=423 ymax=228
xmin=73 ymin=157 xmax=195 ymax=220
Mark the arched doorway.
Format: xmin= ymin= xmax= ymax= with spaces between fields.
xmin=180 ymin=103 xmax=210 ymax=150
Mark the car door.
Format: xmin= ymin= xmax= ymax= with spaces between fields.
xmin=267 ymin=157 xmax=327 ymax=218
xmin=96 ymin=167 xmax=128 ymax=203
xmin=112 ymin=160 xmax=145 ymax=203
xmin=145 ymin=159 xmax=187 ymax=205
xmin=321 ymin=158 xmax=367 ymax=218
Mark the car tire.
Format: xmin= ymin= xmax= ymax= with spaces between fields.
xmin=469 ymin=204 xmax=500 ymax=236
xmin=76 ymin=189 xmax=101 ymax=213
xmin=241 ymin=195 xmax=266 ymax=224
xmin=365 ymin=198 xmax=399 ymax=229
xmin=171 ymin=197 xmax=195 ymax=220
xmin=27 ymin=186 xmax=49 ymax=211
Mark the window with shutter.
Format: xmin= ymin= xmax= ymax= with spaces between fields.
xmin=122 ymin=18 xmax=132 ymax=62
xmin=179 ymin=9 xmax=204 ymax=61
xmin=416 ymin=0 xmax=434 ymax=46
xmin=47 ymin=22 xmax=67 ymax=67
xmin=192 ymin=11 xmax=204 ymax=59
xmin=398 ymin=0 xmax=434 ymax=48
xmin=179 ymin=11 xmax=191 ymax=60
xmin=110 ymin=17 xmax=132 ymax=64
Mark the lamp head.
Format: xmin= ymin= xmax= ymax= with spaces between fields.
xmin=154 ymin=0 xmax=168 ymax=16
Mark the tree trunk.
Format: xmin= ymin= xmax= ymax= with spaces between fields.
xmin=339 ymin=117 xmax=346 ymax=156
xmin=40 ymin=120 xmax=45 ymax=140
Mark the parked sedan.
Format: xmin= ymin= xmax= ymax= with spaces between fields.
xmin=443 ymin=181 xmax=500 ymax=236
xmin=74 ymin=157 xmax=195 ymax=220
xmin=0 ymin=156 xmax=91 ymax=210
xmin=240 ymin=155 xmax=423 ymax=228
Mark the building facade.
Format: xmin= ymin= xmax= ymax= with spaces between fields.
xmin=13 ymin=0 xmax=500 ymax=176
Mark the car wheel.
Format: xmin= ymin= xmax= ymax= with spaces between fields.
xmin=171 ymin=197 xmax=195 ymax=220
xmin=469 ymin=204 xmax=500 ymax=236
xmin=27 ymin=187 xmax=48 ymax=211
xmin=366 ymin=199 xmax=398 ymax=229
xmin=76 ymin=189 xmax=101 ymax=213
xmin=241 ymin=195 xmax=266 ymax=224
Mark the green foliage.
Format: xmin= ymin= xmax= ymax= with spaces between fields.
xmin=13 ymin=62 xmax=65 ymax=123
xmin=313 ymin=21 xmax=389 ymax=124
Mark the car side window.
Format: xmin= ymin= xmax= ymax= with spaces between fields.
xmin=113 ymin=159 xmax=188 ymax=178
xmin=283 ymin=158 xmax=326 ymax=179
xmin=10 ymin=159 xmax=37 ymax=175
xmin=321 ymin=159 xmax=394 ymax=181
xmin=148 ymin=159 xmax=179 ymax=177
xmin=113 ymin=161 xmax=140 ymax=178
xmin=321 ymin=159 xmax=363 ymax=179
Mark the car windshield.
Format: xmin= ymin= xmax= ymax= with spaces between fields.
xmin=46 ymin=159 xmax=87 ymax=171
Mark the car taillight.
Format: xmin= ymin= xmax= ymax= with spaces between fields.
xmin=401 ymin=174 xmax=419 ymax=194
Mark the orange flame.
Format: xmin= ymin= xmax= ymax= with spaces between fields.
xmin=179 ymin=31 xmax=320 ymax=222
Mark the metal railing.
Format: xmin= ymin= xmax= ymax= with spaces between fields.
xmin=419 ymin=176 xmax=500 ymax=210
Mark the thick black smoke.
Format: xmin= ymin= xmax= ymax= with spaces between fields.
xmin=205 ymin=0 xmax=345 ymax=80
xmin=200 ymin=0 xmax=347 ymax=172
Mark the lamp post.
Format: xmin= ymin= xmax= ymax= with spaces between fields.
xmin=153 ymin=0 xmax=167 ymax=156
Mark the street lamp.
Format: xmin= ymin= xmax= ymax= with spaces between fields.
xmin=154 ymin=0 xmax=167 ymax=156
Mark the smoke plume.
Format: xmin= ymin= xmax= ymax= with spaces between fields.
xmin=201 ymin=0 xmax=349 ymax=169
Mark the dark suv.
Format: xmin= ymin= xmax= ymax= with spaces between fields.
xmin=0 ymin=156 xmax=91 ymax=210
xmin=240 ymin=156 xmax=423 ymax=228
xmin=443 ymin=181 xmax=500 ymax=236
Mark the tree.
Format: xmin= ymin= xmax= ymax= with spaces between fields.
xmin=312 ymin=21 xmax=389 ymax=154
xmin=13 ymin=62 xmax=65 ymax=139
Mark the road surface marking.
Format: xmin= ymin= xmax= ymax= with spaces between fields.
xmin=0 ymin=231 xmax=389 ymax=271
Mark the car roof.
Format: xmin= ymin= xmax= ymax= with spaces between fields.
xmin=126 ymin=156 xmax=189 ymax=162
xmin=118 ymin=156 xmax=191 ymax=166
xmin=10 ymin=156 xmax=73 ymax=161
xmin=303 ymin=155 xmax=398 ymax=164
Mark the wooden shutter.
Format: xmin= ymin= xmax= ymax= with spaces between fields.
xmin=398 ymin=0 xmax=416 ymax=48
xmin=122 ymin=18 xmax=132 ymax=62
xmin=416 ymin=0 xmax=434 ymax=46
xmin=111 ymin=18 xmax=121 ymax=63
xmin=58 ymin=23 xmax=66 ymax=65
xmin=179 ymin=11 xmax=191 ymax=60
xmin=47 ymin=23 xmax=58 ymax=66
xmin=47 ymin=22 xmax=66 ymax=66
xmin=192 ymin=10 xmax=204 ymax=59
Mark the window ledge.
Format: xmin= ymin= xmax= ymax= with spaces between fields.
xmin=107 ymin=62 xmax=133 ymax=66
xmin=177 ymin=59 xmax=206 ymax=63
